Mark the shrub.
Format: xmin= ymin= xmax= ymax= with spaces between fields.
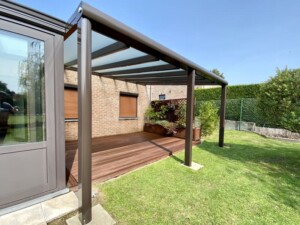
xmin=258 ymin=68 xmax=300 ymax=132
xmin=144 ymin=106 xmax=159 ymax=122
xmin=144 ymin=105 xmax=168 ymax=122
xmin=198 ymin=102 xmax=219 ymax=136
xmin=174 ymin=104 xmax=186 ymax=128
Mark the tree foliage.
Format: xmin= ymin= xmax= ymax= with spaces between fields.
xmin=258 ymin=68 xmax=300 ymax=132
xmin=198 ymin=101 xmax=219 ymax=136
xmin=211 ymin=68 xmax=225 ymax=79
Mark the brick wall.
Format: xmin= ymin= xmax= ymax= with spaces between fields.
xmin=64 ymin=70 xmax=149 ymax=141
xmin=147 ymin=85 xmax=205 ymax=101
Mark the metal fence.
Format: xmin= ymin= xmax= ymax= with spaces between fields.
xmin=196 ymin=98 xmax=266 ymax=130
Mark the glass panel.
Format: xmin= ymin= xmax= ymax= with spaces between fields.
xmin=95 ymin=60 xmax=168 ymax=73
xmin=91 ymin=47 xmax=146 ymax=68
xmin=0 ymin=30 xmax=46 ymax=146
xmin=64 ymin=30 xmax=130 ymax=68
xmin=92 ymin=31 xmax=115 ymax=52
xmin=64 ymin=31 xmax=77 ymax=65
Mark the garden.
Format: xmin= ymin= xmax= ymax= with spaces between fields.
xmin=98 ymin=130 xmax=300 ymax=225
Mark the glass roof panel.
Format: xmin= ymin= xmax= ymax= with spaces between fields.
xmin=91 ymin=31 xmax=116 ymax=52
xmin=64 ymin=31 xmax=77 ymax=64
xmin=91 ymin=47 xmax=146 ymax=68
xmin=94 ymin=60 xmax=168 ymax=73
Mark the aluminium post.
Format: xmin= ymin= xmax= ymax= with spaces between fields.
xmin=184 ymin=69 xmax=195 ymax=166
xmin=78 ymin=17 xmax=92 ymax=224
xmin=219 ymin=84 xmax=227 ymax=147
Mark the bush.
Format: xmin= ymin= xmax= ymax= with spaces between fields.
xmin=198 ymin=102 xmax=219 ymax=136
xmin=144 ymin=105 xmax=168 ymax=122
xmin=258 ymin=68 xmax=300 ymax=132
xmin=174 ymin=104 xmax=186 ymax=128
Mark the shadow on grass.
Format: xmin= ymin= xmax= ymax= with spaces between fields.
xmin=199 ymin=138 xmax=300 ymax=210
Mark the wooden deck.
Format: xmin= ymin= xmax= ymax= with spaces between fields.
xmin=66 ymin=132 xmax=196 ymax=187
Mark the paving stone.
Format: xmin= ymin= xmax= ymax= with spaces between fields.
xmin=190 ymin=162 xmax=204 ymax=171
xmin=92 ymin=186 xmax=99 ymax=198
xmin=41 ymin=192 xmax=78 ymax=222
xmin=1 ymin=204 xmax=46 ymax=225
xmin=66 ymin=204 xmax=116 ymax=225
xmin=182 ymin=161 xmax=204 ymax=171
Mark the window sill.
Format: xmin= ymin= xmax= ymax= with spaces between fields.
xmin=119 ymin=117 xmax=138 ymax=120
xmin=65 ymin=118 xmax=78 ymax=122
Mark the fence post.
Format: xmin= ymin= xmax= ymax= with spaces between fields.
xmin=239 ymin=98 xmax=243 ymax=131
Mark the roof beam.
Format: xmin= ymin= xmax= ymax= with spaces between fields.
xmin=65 ymin=41 xmax=128 ymax=67
xmin=92 ymin=55 xmax=157 ymax=71
xmin=135 ymin=79 xmax=215 ymax=85
xmin=108 ymin=70 xmax=187 ymax=79
xmin=98 ymin=64 xmax=178 ymax=76
xmin=119 ymin=75 xmax=205 ymax=82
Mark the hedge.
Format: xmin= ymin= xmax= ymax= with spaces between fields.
xmin=194 ymin=84 xmax=261 ymax=101
xmin=195 ymin=98 xmax=265 ymax=126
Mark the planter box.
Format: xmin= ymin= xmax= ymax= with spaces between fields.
xmin=143 ymin=123 xmax=169 ymax=136
xmin=174 ymin=128 xmax=201 ymax=141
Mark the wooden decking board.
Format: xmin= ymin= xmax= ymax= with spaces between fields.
xmin=66 ymin=132 xmax=196 ymax=188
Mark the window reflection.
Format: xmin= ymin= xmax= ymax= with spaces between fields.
xmin=0 ymin=30 xmax=45 ymax=145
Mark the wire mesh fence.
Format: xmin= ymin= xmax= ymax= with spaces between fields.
xmin=196 ymin=98 xmax=266 ymax=131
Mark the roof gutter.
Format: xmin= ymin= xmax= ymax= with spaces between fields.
xmin=0 ymin=0 xmax=67 ymax=34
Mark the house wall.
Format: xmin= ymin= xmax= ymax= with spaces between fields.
xmin=64 ymin=70 xmax=149 ymax=140
xmin=147 ymin=85 xmax=206 ymax=101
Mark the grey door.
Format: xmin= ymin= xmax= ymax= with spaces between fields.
xmin=0 ymin=19 xmax=57 ymax=207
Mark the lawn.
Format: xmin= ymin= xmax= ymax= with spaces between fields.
xmin=98 ymin=131 xmax=300 ymax=225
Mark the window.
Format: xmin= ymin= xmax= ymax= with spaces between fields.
xmin=119 ymin=92 xmax=138 ymax=118
xmin=0 ymin=29 xmax=46 ymax=145
xmin=64 ymin=85 xmax=78 ymax=119
xmin=159 ymin=94 xmax=166 ymax=100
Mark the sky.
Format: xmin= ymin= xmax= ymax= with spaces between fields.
xmin=12 ymin=0 xmax=300 ymax=85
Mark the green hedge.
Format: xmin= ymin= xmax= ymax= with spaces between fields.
xmin=195 ymin=98 xmax=265 ymax=126
xmin=195 ymin=84 xmax=261 ymax=100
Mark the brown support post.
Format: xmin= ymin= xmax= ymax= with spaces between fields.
xmin=78 ymin=18 xmax=92 ymax=224
xmin=184 ymin=69 xmax=195 ymax=166
xmin=219 ymin=84 xmax=227 ymax=147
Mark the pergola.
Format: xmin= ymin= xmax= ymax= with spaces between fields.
xmin=64 ymin=2 xmax=227 ymax=224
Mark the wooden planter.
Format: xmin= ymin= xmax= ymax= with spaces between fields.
xmin=144 ymin=123 xmax=201 ymax=141
xmin=174 ymin=127 xmax=201 ymax=141
xmin=143 ymin=123 xmax=169 ymax=136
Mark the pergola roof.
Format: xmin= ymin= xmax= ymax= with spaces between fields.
xmin=64 ymin=2 xmax=228 ymax=86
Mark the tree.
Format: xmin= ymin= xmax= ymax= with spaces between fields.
xmin=258 ymin=68 xmax=300 ymax=132
xmin=211 ymin=68 xmax=225 ymax=79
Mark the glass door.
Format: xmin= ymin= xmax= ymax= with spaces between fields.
xmin=0 ymin=19 xmax=56 ymax=207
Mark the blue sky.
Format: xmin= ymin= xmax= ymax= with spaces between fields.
xmin=13 ymin=0 xmax=300 ymax=85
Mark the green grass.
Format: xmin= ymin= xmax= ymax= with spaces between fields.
xmin=98 ymin=131 xmax=300 ymax=225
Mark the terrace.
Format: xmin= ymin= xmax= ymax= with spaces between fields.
xmin=66 ymin=132 xmax=200 ymax=188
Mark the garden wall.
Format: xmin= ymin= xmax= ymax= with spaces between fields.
xmin=253 ymin=126 xmax=300 ymax=140
xmin=225 ymin=120 xmax=300 ymax=140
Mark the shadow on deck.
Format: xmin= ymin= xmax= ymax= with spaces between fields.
xmin=66 ymin=132 xmax=197 ymax=188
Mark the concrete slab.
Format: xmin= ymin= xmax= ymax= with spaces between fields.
xmin=92 ymin=186 xmax=99 ymax=198
xmin=41 ymin=191 xmax=78 ymax=222
xmin=66 ymin=204 xmax=116 ymax=225
xmin=1 ymin=204 xmax=46 ymax=225
xmin=182 ymin=162 xmax=204 ymax=171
